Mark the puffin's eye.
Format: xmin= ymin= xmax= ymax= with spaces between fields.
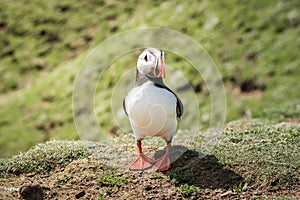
xmin=144 ymin=54 xmax=148 ymax=62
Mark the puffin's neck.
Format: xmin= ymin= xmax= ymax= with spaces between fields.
xmin=135 ymin=69 xmax=164 ymax=87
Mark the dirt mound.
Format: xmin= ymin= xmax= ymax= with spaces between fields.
xmin=1 ymin=144 xmax=299 ymax=199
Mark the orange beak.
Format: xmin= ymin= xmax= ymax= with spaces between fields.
xmin=158 ymin=57 xmax=165 ymax=78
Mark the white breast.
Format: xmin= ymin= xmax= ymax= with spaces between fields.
xmin=125 ymin=82 xmax=177 ymax=141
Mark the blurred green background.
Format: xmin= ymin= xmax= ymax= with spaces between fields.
xmin=0 ymin=0 xmax=299 ymax=157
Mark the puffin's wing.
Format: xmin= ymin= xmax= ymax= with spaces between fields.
xmin=123 ymin=96 xmax=128 ymax=116
xmin=154 ymin=84 xmax=183 ymax=118
xmin=175 ymin=94 xmax=183 ymax=118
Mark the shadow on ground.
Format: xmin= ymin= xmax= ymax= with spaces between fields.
xmin=153 ymin=145 xmax=244 ymax=189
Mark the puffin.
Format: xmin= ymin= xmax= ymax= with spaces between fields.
xmin=123 ymin=48 xmax=183 ymax=172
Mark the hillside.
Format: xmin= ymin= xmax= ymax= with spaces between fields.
xmin=0 ymin=0 xmax=299 ymax=157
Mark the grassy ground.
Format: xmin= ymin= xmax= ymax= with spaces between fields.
xmin=0 ymin=120 xmax=299 ymax=199
xmin=0 ymin=0 xmax=299 ymax=157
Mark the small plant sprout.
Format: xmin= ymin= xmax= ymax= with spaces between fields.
xmin=233 ymin=182 xmax=247 ymax=193
xmin=176 ymin=183 xmax=200 ymax=196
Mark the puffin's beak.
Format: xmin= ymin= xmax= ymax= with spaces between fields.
xmin=158 ymin=56 xmax=165 ymax=78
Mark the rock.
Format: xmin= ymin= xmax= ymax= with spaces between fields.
xmin=19 ymin=184 xmax=43 ymax=200
xmin=144 ymin=185 xmax=152 ymax=191
xmin=75 ymin=190 xmax=85 ymax=199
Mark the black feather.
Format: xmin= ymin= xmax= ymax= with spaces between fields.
xmin=154 ymin=83 xmax=183 ymax=118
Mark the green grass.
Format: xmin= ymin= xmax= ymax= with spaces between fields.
xmin=97 ymin=172 xmax=127 ymax=187
xmin=254 ymin=104 xmax=300 ymax=121
xmin=0 ymin=140 xmax=89 ymax=175
xmin=176 ymin=183 xmax=200 ymax=196
xmin=151 ymin=172 xmax=163 ymax=180
xmin=233 ymin=182 xmax=247 ymax=193
xmin=0 ymin=0 xmax=299 ymax=157
xmin=0 ymin=56 xmax=83 ymax=157
xmin=168 ymin=168 xmax=194 ymax=185
xmin=214 ymin=121 xmax=300 ymax=188
xmin=168 ymin=168 xmax=200 ymax=197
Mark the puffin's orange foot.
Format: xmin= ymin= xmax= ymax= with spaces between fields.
xmin=154 ymin=155 xmax=171 ymax=172
xmin=129 ymin=153 xmax=153 ymax=171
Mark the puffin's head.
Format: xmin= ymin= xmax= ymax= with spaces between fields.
xmin=137 ymin=48 xmax=165 ymax=78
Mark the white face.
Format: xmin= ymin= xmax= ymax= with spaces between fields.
xmin=137 ymin=51 xmax=157 ymax=76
